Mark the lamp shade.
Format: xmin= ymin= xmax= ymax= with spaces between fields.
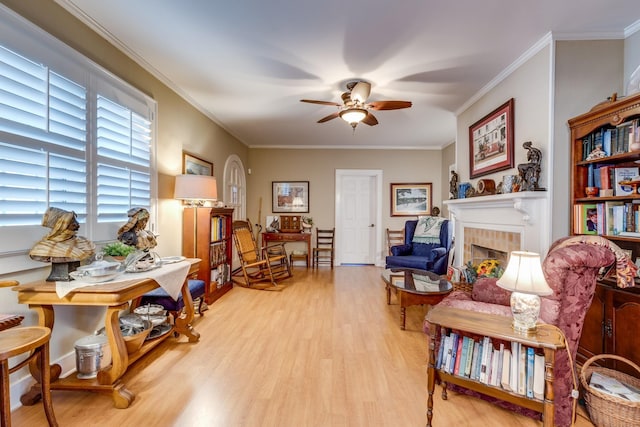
xmin=339 ymin=108 xmax=367 ymax=124
xmin=496 ymin=251 xmax=552 ymax=296
xmin=174 ymin=174 xmax=218 ymax=201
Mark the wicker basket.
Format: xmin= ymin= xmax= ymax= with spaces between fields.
xmin=452 ymin=281 xmax=473 ymax=294
xmin=580 ymin=354 xmax=640 ymax=427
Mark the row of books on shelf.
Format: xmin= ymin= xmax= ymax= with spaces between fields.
xmin=211 ymin=216 xmax=227 ymax=241
xmin=209 ymin=241 xmax=228 ymax=265
xmin=574 ymin=201 xmax=640 ymax=237
xmin=436 ymin=330 xmax=545 ymax=400
xmin=587 ymin=165 xmax=639 ymax=197
xmin=581 ymin=118 xmax=640 ymax=161
xmin=211 ymin=263 xmax=230 ymax=287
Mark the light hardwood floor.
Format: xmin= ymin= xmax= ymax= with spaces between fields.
xmin=11 ymin=266 xmax=595 ymax=426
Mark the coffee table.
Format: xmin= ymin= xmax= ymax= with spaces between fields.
xmin=381 ymin=268 xmax=453 ymax=330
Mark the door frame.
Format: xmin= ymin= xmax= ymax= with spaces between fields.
xmin=335 ymin=169 xmax=383 ymax=266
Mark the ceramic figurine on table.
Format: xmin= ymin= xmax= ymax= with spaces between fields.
xmin=29 ymin=207 xmax=95 ymax=280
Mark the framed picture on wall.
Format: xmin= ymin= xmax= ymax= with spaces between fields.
xmin=390 ymin=183 xmax=432 ymax=216
xmin=183 ymin=152 xmax=213 ymax=176
xmin=272 ymin=181 xmax=309 ymax=213
xmin=469 ymin=98 xmax=514 ymax=178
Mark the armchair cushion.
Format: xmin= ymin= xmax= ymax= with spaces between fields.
xmin=471 ymin=277 xmax=511 ymax=306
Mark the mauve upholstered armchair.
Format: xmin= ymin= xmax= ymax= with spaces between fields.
xmin=423 ymin=235 xmax=637 ymax=427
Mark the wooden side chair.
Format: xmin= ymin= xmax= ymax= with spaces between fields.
xmin=312 ymin=228 xmax=335 ymax=268
xmin=0 ymin=280 xmax=58 ymax=427
xmin=386 ymin=228 xmax=404 ymax=255
xmin=232 ymin=220 xmax=291 ymax=287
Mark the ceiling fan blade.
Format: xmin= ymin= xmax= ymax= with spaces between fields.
xmin=300 ymin=99 xmax=341 ymax=106
xmin=362 ymin=112 xmax=378 ymax=126
xmin=350 ymin=81 xmax=371 ymax=104
xmin=317 ymin=111 xmax=340 ymax=123
xmin=367 ymin=100 xmax=412 ymax=110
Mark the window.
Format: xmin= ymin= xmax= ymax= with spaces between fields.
xmin=0 ymin=6 xmax=156 ymax=272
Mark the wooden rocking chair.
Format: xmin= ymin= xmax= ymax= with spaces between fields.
xmin=232 ymin=220 xmax=292 ymax=287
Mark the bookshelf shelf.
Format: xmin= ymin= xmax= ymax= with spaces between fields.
xmin=425 ymin=306 xmax=565 ymax=427
xmin=568 ymin=93 xmax=640 ymax=375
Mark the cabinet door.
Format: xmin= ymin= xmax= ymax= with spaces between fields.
xmin=577 ymin=284 xmax=606 ymax=365
xmin=610 ymin=290 xmax=640 ymax=377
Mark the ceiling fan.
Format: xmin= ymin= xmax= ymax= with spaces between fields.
xmin=300 ymin=81 xmax=412 ymax=129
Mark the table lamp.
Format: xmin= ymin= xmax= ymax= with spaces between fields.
xmin=496 ymin=251 xmax=552 ymax=333
xmin=174 ymin=174 xmax=217 ymax=206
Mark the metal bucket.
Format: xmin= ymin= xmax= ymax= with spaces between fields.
xmin=74 ymin=335 xmax=111 ymax=379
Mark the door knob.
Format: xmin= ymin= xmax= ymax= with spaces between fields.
xmin=369 ymin=224 xmax=375 ymax=227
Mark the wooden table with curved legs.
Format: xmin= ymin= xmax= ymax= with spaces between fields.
xmin=12 ymin=259 xmax=200 ymax=409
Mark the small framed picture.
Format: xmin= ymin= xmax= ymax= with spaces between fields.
xmin=272 ymin=181 xmax=309 ymax=213
xmin=390 ymin=183 xmax=432 ymax=216
xmin=183 ymin=152 xmax=213 ymax=176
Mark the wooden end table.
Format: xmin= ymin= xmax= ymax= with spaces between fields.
xmin=381 ymin=268 xmax=453 ymax=330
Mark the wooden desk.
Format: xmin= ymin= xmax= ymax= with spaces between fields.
xmin=12 ymin=259 xmax=200 ymax=409
xmin=262 ymin=232 xmax=311 ymax=266
xmin=425 ymin=306 xmax=565 ymax=427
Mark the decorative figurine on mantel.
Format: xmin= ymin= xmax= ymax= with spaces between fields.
xmin=29 ymin=207 xmax=95 ymax=281
xmin=517 ymin=141 xmax=545 ymax=192
xmin=449 ymin=170 xmax=459 ymax=199
xmin=117 ymin=207 xmax=157 ymax=250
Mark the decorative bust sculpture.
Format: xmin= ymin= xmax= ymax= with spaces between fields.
xmin=117 ymin=207 xmax=157 ymax=250
xmin=449 ymin=171 xmax=459 ymax=199
xmin=29 ymin=207 xmax=95 ymax=262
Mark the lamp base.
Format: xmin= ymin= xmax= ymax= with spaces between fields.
xmin=510 ymin=292 xmax=540 ymax=333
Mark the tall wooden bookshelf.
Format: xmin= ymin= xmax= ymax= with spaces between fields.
xmin=568 ymin=92 xmax=640 ymax=376
xmin=182 ymin=207 xmax=234 ymax=304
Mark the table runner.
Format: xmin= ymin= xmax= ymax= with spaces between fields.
xmin=55 ymin=260 xmax=191 ymax=299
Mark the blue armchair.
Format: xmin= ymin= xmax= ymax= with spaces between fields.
xmin=385 ymin=219 xmax=453 ymax=274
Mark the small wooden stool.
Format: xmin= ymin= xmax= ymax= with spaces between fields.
xmin=0 ymin=326 xmax=58 ymax=427
xmin=289 ymin=251 xmax=308 ymax=267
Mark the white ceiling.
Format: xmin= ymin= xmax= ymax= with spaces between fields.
xmin=56 ymin=0 xmax=640 ymax=149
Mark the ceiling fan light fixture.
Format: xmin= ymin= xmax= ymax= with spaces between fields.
xmin=339 ymin=108 xmax=367 ymax=125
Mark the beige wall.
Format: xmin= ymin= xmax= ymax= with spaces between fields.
xmin=552 ymin=40 xmax=624 ymax=240
xmin=625 ymin=30 xmax=640 ymax=93
xmin=247 ymin=148 xmax=446 ymax=238
xmin=0 ymin=1 xmax=248 ymax=361
xmin=456 ymin=46 xmax=551 ymax=189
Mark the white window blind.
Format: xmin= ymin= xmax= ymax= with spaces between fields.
xmin=0 ymin=6 xmax=156 ymax=269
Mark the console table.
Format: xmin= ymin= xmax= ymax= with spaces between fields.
xmin=12 ymin=258 xmax=200 ymax=409
xmin=262 ymin=232 xmax=311 ymax=266
xmin=425 ymin=306 xmax=565 ymax=427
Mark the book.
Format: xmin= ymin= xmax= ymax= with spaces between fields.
xmin=471 ymin=340 xmax=482 ymax=381
xmin=614 ymin=167 xmax=639 ymax=196
xmin=443 ymin=335 xmax=453 ymax=373
xmin=436 ymin=333 xmax=446 ymax=369
xmin=533 ymin=353 xmax=545 ymax=399
xmin=457 ymin=336 xmax=469 ymax=376
xmin=453 ymin=335 xmax=463 ymax=375
xmin=526 ymin=346 xmax=535 ymax=398
xmin=479 ymin=336 xmax=492 ymax=384
xmin=510 ymin=342 xmax=519 ymax=393
xmin=501 ymin=348 xmax=512 ymax=391
xmin=589 ymin=371 xmax=640 ymax=402
xmin=490 ymin=348 xmax=501 ymax=386
xmin=518 ymin=345 xmax=527 ymax=395
xmin=448 ymin=333 xmax=460 ymax=374
xmin=464 ymin=338 xmax=475 ymax=378
xmin=605 ymin=201 xmax=625 ymax=235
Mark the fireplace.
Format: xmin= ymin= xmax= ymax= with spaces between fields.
xmin=443 ymin=192 xmax=549 ymax=267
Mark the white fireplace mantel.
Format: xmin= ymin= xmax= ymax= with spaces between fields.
xmin=443 ymin=192 xmax=550 ymax=266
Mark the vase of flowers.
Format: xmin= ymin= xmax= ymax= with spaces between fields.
xmin=302 ymin=216 xmax=313 ymax=232
xmin=463 ymin=259 xmax=504 ymax=284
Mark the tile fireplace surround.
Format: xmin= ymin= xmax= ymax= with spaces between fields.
xmin=443 ymin=192 xmax=550 ymax=267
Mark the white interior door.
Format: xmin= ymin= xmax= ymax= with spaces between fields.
xmin=335 ymin=169 xmax=382 ymax=265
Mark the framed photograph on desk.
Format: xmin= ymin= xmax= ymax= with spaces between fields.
xmin=272 ymin=181 xmax=309 ymax=213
